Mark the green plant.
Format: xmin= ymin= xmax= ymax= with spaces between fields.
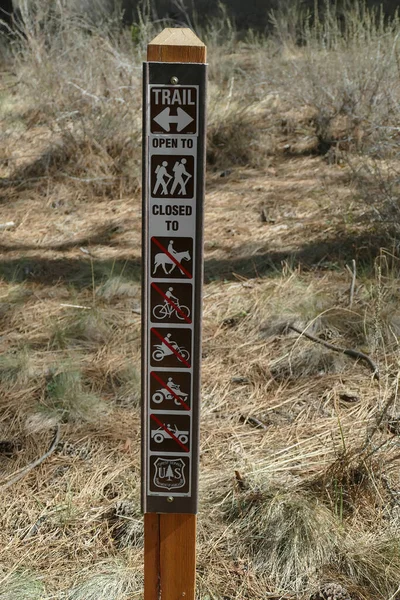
xmin=66 ymin=562 xmax=140 ymax=600
xmin=224 ymin=483 xmax=341 ymax=593
xmin=44 ymin=368 xmax=107 ymax=422
xmin=51 ymin=309 xmax=111 ymax=350
xmin=113 ymin=363 xmax=141 ymax=407
xmin=0 ymin=570 xmax=44 ymax=600
xmin=0 ymin=349 xmax=30 ymax=388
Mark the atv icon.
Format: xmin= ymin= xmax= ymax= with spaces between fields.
xmin=152 ymin=377 xmax=189 ymax=405
xmin=151 ymin=424 xmax=189 ymax=445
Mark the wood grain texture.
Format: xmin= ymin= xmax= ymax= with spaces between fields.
xmin=147 ymin=28 xmax=206 ymax=63
xmin=144 ymin=513 xmax=161 ymax=600
xmin=159 ymin=514 xmax=197 ymax=600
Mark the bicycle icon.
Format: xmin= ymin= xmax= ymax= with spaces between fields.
xmin=152 ymin=287 xmax=190 ymax=321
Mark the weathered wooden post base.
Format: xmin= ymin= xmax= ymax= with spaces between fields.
xmin=145 ymin=513 xmax=196 ymax=600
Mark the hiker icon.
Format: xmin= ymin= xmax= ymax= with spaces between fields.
xmin=151 ymin=156 xmax=194 ymax=198
xmin=171 ymin=158 xmax=192 ymax=195
xmin=153 ymin=161 xmax=172 ymax=196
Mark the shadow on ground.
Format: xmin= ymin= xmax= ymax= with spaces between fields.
xmin=0 ymin=223 xmax=130 ymax=253
xmin=0 ymin=231 xmax=389 ymax=287
xmin=0 ymin=142 xmax=78 ymax=201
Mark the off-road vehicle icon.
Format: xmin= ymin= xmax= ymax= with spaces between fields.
xmin=151 ymin=425 xmax=189 ymax=445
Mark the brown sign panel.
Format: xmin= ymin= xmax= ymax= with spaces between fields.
xmin=150 ymin=371 xmax=192 ymax=411
xmin=151 ymin=155 xmax=195 ymax=199
xmin=142 ymin=61 xmax=207 ymax=515
xmin=150 ymin=282 xmax=193 ymax=324
xmin=149 ymin=456 xmax=190 ymax=494
xmin=150 ymin=327 xmax=192 ymax=369
xmin=150 ymin=86 xmax=198 ymax=135
xmin=151 ymin=236 xmax=193 ymax=279
xmin=149 ymin=413 xmax=191 ymax=453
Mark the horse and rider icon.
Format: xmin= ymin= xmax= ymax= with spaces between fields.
xmin=151 ymin=237 xmax=193 ymax=278
xmin=151 ymin=155 xmax=194 ymax=198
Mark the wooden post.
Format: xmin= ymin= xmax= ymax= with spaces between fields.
xmin=147 ymin=28 xmax=206 ymax=63
xmin=144 ymin=513 xmax=197 ymax=600
xmin=142 ymin=29 xmax=207 ymax=600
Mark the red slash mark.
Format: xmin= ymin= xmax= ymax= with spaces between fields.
xmin=150 ymin=414 xmax=189 ymax=452
xmin=151 ymin=282 xmax=192 ymax=324
xmin=151 ymin=371 xmax=190 ymax=411
xmin=152 ymin=237 xmax=192 ymax=279
xmin=151 ymin=328 xmax=191 ymax=368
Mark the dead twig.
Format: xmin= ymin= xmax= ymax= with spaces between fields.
xmin=288 ymin=324 xmax=379 ymax=380
xmin=346 ymin=259 xmax=357 ymax=307
xmin=60 ymin=303 xmax=91 ymax=310
xmin=239 ymin=414 xmax=268 ymax=430
xmin=0 ymin=221 xmax=16 ymax=230
xmin=234 ymin=470 xmax=246 ymax=491
xmin=0 ymin=425 xmax=61 ymax=491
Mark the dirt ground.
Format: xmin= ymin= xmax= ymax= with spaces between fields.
xmin=1 ymin=63 xmax=400 ymax=600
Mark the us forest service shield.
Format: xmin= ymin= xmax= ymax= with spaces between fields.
xmin=153 ymin=457 xmax=186 ymax=490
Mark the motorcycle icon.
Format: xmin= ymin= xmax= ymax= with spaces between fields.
xmin=151 ymin=424 xmax=189 ymax=445
xmin=152 ymin=333 xmax=190 ymax=363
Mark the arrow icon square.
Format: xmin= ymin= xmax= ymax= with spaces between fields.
xmin=150 ymin=85 xmax=198 ymax=135
xmin=154 ymin=107 xmax=194 ymax=133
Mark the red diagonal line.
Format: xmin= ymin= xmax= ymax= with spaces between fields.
xmin=150 ymin=414 xmax=189 ymax=452
xmin=151 ymin=237 xmax=192 ymax=279
xmin=151 ymin=371 xmax=190 ymax=411
xmin=151 ymin=282 xmax=192 ymax=324
xmin=151 ymin=328 xmax=191 ymax=368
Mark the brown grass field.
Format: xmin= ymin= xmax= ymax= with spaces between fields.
xmin=1 ymin=2 xmax=400 ymax=599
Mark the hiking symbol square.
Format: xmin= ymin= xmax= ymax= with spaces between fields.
xmin=151 ymin=155 xmax=195 ymax=199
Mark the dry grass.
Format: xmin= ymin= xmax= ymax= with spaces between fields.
xmin=223 ymin=483 xmax=342 ymax=593
xmin=1 ymin=2 xmax=400 ymax=599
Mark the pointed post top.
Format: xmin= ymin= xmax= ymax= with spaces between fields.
xmin=147 ymin=28 xmax=206 ymax=63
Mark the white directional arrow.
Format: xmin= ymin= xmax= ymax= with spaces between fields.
xmin=153 ymin=107 xmax=194 ymax=132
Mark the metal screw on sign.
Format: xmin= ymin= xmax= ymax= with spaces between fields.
xmin=142 ymin=27 xmax=207 ymax=600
